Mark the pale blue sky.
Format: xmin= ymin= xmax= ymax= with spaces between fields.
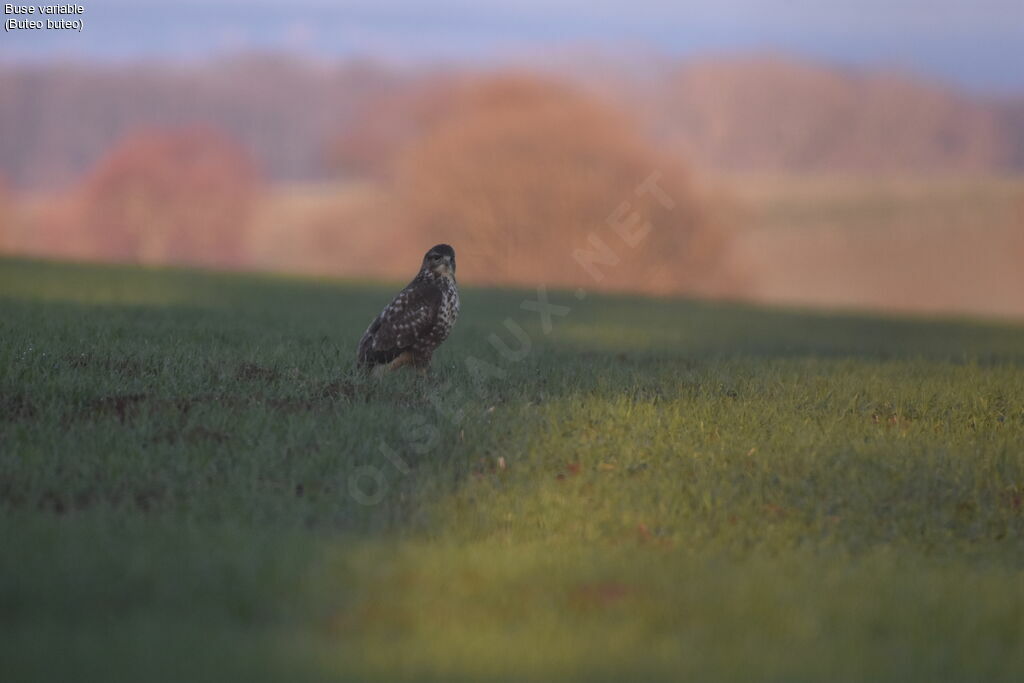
xmin=2 ymin=0 xmax=1022 ymax=91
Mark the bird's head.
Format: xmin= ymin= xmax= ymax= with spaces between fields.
xmin=422 ymin=244 xmax=456 ymax=278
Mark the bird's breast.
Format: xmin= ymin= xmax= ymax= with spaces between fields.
xmin=436 ymin=283 xmax=460 ymax=337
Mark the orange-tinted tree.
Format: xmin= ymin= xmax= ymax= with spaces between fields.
xmin=77 ymin=128 xmax=261 ymax=267
xmin=393 ymin=74 xmax=730 ymax=294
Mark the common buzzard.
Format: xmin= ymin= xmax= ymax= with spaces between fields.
xmin=356 ymin=244 xmax=460 ymax=373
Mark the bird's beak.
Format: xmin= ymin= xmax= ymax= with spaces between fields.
xmin=444 ymin=255 xmax=454 ymax=272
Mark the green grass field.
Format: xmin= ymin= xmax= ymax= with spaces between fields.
xmin=2 ymin=256 xmax=1023 ymax=682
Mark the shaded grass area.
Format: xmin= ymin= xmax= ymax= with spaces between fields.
xmin=2 ymin=257 xmax=1024 ymax=681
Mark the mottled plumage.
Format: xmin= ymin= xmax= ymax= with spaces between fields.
xmin=357 ymin=244 xmax=460 ymax=373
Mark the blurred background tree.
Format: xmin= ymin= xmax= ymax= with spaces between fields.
xmin=74 ymin=128 xmax=261 ymax=267
xmin=388 ymin=74 xmax=731 ymax=293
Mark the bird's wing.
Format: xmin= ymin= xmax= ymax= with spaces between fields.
xmin=367 ymin=282 xmax=442 ymax=354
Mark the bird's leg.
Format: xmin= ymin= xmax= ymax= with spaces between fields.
xmin=372 ymin=351 xmax=415 ymax=377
